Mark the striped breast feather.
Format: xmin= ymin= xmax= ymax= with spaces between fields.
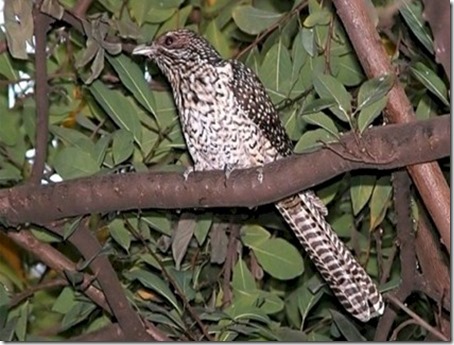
xmin=276 ymin=192 xmax=384 ymax=322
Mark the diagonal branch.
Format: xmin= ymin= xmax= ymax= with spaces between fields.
xmin=44 ymin=220 xmax=154 ymax=341
xmin=0 ymin=115 xmax=449 ymax=226
xmin=332 ymin=0 xmax=450 ymax=253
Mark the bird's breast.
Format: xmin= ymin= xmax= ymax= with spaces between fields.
xmin=174 ymin=75 xmax=279 ymax=172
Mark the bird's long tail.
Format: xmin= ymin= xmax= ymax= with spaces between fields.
xmin=275 ymin=191 xmax=384 ymax=322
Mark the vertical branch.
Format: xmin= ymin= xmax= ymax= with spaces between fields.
xmin=30 ymin=6 xmax=52 ymax=184
xmin=374 ymin=170 xmax=415 ymax=340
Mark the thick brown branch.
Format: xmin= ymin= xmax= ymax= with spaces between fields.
xmin=332 ymin=0 xmax=450 ymax=253
xmin=7 ymin=229 xmax=110 ymax=312
xmin=0 ymin=115 xmax=448 ymax=225
xmin=45 ymin=220 xmax=153 ymax=341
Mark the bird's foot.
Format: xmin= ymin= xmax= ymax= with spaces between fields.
xmin=256 ymin=167 xmax=264 ymax=184
xmin=223 ymin=164 xmax=235 ymax=187
xmin=183 ymin=166 xmax=195 ymax=181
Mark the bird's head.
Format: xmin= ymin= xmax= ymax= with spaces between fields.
xmin=133 ymin=29 xmax=221 ymax=81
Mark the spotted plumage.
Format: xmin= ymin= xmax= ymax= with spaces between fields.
xmin=133 ymin=29 xmax=384 ymax=322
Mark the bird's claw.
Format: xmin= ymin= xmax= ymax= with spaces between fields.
xmin=183 ymin=166 xmax=194 ymax=181
xmin=223 ymin=164 xmax=235 ymax=187
xmin=256 ymin=167 xmax=264 ymax=184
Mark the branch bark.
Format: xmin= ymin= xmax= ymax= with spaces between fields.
xmin=332 ymin=0 xmax=450 ymax=253
xmin=30 ymin=6 xmax=52 ymax=184
xmin=45 ymin=220 xmax=154 ymax=341
xmin=0 ymin=115 xmax=448 ymax=226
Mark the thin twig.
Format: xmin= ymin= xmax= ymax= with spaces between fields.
xmin=386 ymin=294 xmax=449 ymax=341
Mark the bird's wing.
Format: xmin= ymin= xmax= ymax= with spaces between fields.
xmin=226 ymin=59 xmax=293 ymax=157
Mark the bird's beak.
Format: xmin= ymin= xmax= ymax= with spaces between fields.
xmin=132 ymin=44 xmax=156 ymax=57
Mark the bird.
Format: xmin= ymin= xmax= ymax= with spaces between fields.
xmin=133 ymin=29 xmax=384 ymax=322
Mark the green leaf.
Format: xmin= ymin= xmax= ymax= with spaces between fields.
xmin=0 ymin=111 xmax=20 ymax=146
xmin=303 ymin=9 xmax=331 ymax=27
xmin=0 ymin=317 xmax=18 ymax=341
xmin=193 ymin=213 xmax=213 ymax=245
xmin=415 ymin=95 xmax=435 ymax=121
xmin=350 ymin=174 xmax=376 ymax=216
xmin=52 ymin=287 xmax=76 ymax=314
xmin=61 ymin=301 xmax=97 ymax=331
xmin=240 ymin=224 xmax=270 ymax=247
xmin=332 ymin=53 xmax=364 ymax=87
xmin=259 ymin=41 xmax=293 ymax=103
xmin=106 ymin=54 xmax=159 ymax=122
xmin=30 ymin=227 xmax=61 ymax=244
xmin=168 ymin=269 xmax=196 ymax=301
xmin=125 ymin=269 xmax=182 ymax=314
xmin=294 ymin=128 xmax=337 ymax=153
xmin=53 ymin=147 xmax=100 ymax=179
xmin=357 ymin=75 xmax=394 ymax=110
xmin=143 ymin=7 xmax=176 ymax=24
xmin=369 ymin=176 xmax=392 ymax=230
xmin=302 ymin=27 xmax=317 ymax=57
xmin=109 ymin=219 xmax=131 ymax=252
xmin=112 ymin=129 xmax=134 ymax=165
xmin=232 ymin=6 xmax=283 ymax=35
xmin=232 ymin=258 xmax=256 ymax=292
xmin=93 ymin=134 xmax=111 ymax=166
xmin=303 ymin=112 xmax=339 ymax=137
xmin=63 ymin=216 xmax=83 ymax=240
xmin=4 ymin=0 xmax=33 ymax=60
xmin=0 ymin=51 xmax=20 ymax=80
xmin=41 ymin=0 xmax=64 ymax=19
xmin=357 ymin=97 xmax=387 ymax=133
xmin=50 ymin=125 xmax=96 ymax=153
xmin=85 ymin=45 xmax=105 ymax=84
xmin=298 ymin=280 xmax=323 ymax=326
xmin=291 ymin=29 xmax=308 ymax=84
xmin=300 ymin=98 xmax=337 ymax=115
xmin=15 ymin=301 xmax=28 ymax=341
xmin=89 ymin=80 xmax=143 ymax=147
xmin=313 ymin=74 xmax=352 ymax=122
xmin=399 ymin=1 xmax=434 ymax=54
xmin=258 ymin=291 xmax=285 ymax=315
xmin=204 ymin=20 xmax=230 ymax=58
xmin=330 ymin=309 xmax=366 ymax=341
xmin=172 ymin=213 xmax=196 ymax=270
xmin=142 ymin=212 xmax=172 ymax=236
xmin=411 ymin=62 xmax=449 ymax=106
xmin=157 ymin=5 xmax=193 ymax=36
xmin=250 ymin=238 xmax=304 ymax=280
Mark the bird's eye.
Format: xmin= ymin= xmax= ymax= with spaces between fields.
xmin=164 ymin=36 xmax=174 ymax=47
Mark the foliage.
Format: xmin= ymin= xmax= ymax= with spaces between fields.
xmin=0 ymin=0 xmax=449 ymax=341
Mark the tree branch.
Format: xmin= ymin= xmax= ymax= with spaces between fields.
xmin=332 ymin=0 xmax=450 ymax=253
xmin=0 ymin=115 xmax=448 ymax=226
xmin=29 ymin=6 xmax=52 ymax=184
xmin=44 ymin=220 xmax=154 ymax=341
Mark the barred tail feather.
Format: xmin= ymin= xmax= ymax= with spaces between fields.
xmin=276 ymin=192 xmax=384 ymax=322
